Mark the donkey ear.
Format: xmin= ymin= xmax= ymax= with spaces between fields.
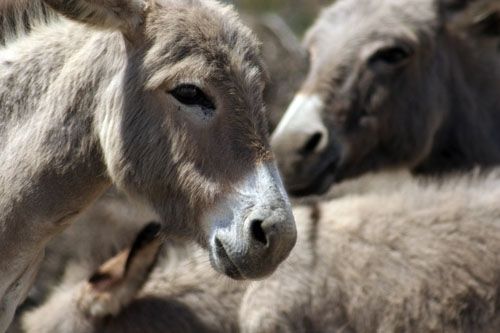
xmin=77 ymin=222 xmax=162 ymax=317
xmin=439 ymin=0 xmax=500 ymax=37
xmin=43 ymin=0 xmax=152 ymax=38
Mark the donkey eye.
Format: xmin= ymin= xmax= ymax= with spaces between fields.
xmin=170 ymin=84 xmax=215 ymax=110
xmin=369 ymin=46 xmax=412 ymax=66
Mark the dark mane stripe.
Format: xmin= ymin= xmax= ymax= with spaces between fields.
xmin=0 ymin=0 xmax=58 ymax=46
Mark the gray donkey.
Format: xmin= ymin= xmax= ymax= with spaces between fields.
xmin=0 ymin=0 xmax=297 ymax=330
xmin=22 ymin=170 xmax=500 ymax=333
xmin=271 ymin=0 xmax=500 ymax=196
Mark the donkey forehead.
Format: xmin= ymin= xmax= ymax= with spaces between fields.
xmin=145 ymin=2 xmax=265 ymax=88
xmin=306 ymin=0 xmax=438 ymax=52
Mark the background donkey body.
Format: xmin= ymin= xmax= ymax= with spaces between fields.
xmin=241 ymin=170 xmax=500 ymax=332
xmin=22 ymin=170 xmax=500 ymax=333
xmin=271 ymin=0 xmax=500 ymax=196
xmin=23 ymin=229 xmax=246 ymax=333
xmin=0 ymin=0 xmax=297 ymax=330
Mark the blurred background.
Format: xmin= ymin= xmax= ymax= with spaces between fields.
xmin=231 ymin=0 xmax=330 ymax=34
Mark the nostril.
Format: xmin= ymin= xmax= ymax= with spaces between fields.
xmin=214 ymin=237 xmax=224 ymax=251
xmin=250 ymin=219 xmax=268 ymax=246
xmin=300 ymin=132 xmax=323 ymax=155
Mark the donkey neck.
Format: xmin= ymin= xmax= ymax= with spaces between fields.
xmin=417 ymin=36 xmax=500 ymax=173
xmin=0 ymin=22 xmax=129 ymax=233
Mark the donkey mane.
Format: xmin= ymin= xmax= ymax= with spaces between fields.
xmin=0 ymin=0 xmax=58 ymax=46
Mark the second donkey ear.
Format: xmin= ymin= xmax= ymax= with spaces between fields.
xmin=439 ymin=0 xmax=500 ymax=37
xmin=77 ymin=222 xmax=163 ymax=318
xmin=43 ymin=0 xmax=153 ymax=39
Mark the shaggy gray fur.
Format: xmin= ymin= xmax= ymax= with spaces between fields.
xmin=22 ymin=170 xmax=500 ymax=333
xmin=0 ymin=0 xmax=296 ymax=331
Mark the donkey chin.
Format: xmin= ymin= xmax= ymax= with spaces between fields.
xmin=204 ymin=162 xmax=297 ymax=280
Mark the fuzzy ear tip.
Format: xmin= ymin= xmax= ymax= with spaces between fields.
xmin=134 ymin=222 xmax=162 ymax=247
xmin=124 ymin=221 xmax=162 ymax=269
xmin=88 ymin=272 xmax=112 ymax=285
xmin=135 ymin=0 xmax=153 ymax=13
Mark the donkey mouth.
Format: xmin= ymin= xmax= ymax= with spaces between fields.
xmin=287 ymin=158 xmax=338 ymax=197
xmin=211 ymin=238 xmax=244 ymax=280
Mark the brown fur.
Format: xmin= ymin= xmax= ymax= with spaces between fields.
xmin=271 ymin=0 xmax=500 ymax=196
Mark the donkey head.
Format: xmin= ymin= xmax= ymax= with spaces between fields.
xmin=44 ymin=0 xmax=296 ymax=279
xmin=271 ymin=0 xmax=498 ymax=196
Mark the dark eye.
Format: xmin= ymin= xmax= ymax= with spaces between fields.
xmin=170 ymin=84 xmax=215 ymax=110
xmin=369 ymin=46 xmax=412 ymax=67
